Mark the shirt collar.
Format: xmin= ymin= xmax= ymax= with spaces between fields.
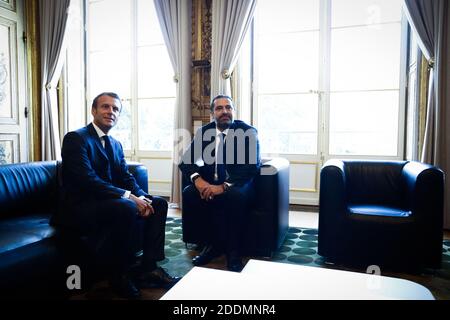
xmin=92 ymin=122 xmax=107 ymax=139
xmin=216 ymin=127 xmax=229 ymax=137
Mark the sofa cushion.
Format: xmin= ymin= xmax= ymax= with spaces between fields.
xmin=0 ymin=237 xmax=59 ymax=293
xmin=0 ymin=214 xmax=55 ymax=255
xmin=348 ymin=205 xmax=412 ymax=218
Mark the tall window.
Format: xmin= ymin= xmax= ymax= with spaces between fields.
xmin=329 ymin=0 xmax=403 ymax=156
xmin=86 ymin=0 xmax=175 ymax=152
xmin=254 ymin=0 xmax=320 ymax=155
xmin=64 ymin=0 xmax=86 ymax=133
xmin=238 ymin=0 xmax=407 ymax=205
xmin=63 ymin=0 xmax=177 ymax=197
xmin=405 ymin=30 xmax=420 ymax=161
xmin=252 ymin=0 xmax=405 ymax=157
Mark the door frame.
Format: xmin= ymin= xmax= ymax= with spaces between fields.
xmin=0 ymin=0 xmax=28 ymax=163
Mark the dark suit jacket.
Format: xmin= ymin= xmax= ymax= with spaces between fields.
xmin=179 ymin=120 xmax=261 ymax=187
xmin=60 ymin=123 xmax=147 ymax=208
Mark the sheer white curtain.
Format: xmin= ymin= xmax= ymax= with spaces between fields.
xmin=154 ymin=0 xmax=192 ymax=206
xmin=40 ymin=0 xmax=71 ymax=160
xmin=211 ymin=0 xmax=256 ymax=97
xmin=403 ymin=0 xmax=450 ymax=229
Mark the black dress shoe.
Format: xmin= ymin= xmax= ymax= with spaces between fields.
xmin=227 ymin=253 xmax=243 ymax=272
xmin=139 ymin=267 xmax=181 ymax=289
xmin=192 ymin=245 xmax=222 ymax=266
xmin=109 ymin=274 xmax=141 ymax=299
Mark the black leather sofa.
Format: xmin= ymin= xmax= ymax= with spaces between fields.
xmin=318 ymin=159 xmax=444 ymax=270
xmin=181 ymin=157 xmax=290 ymax=257
xmin=0 ymin=161 xmax=148 ymax=298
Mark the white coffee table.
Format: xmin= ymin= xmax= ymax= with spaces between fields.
xmin=160 ymin=259 xmax=434 ymax=300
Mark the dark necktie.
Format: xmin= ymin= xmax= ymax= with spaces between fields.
xmin=103 ymin=135 xmax=115 ymax=166
xmin=216 ymin=133 xmax=226 ymax=183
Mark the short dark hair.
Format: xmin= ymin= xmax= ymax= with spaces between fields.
xmin=92 ymin=92 xmax=122 ymax=112
xmin=210 ymin=94 xmax=234 ymax=112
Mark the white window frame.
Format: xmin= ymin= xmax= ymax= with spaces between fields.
xmin=80 ymin=0 xmax=174 ymax=197
xmin=236 ymin=0 xmax=409 ymax=205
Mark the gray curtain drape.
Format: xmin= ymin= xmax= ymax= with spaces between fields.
xmin=154 ymin=0 xmax=192 ymax=206
xmin=40 ymin=0 xmax=71 ymax=160
xmin=211 ymin=0 xmax=256 ymax=97
xmin=404 ymin=0 xmax=450 ymax=229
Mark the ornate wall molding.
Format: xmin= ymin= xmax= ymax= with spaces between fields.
xmin=0 ymin=0 xmax=16 ymax=12
xmin=25 ymin=0 xmax=41 ymax=161
xmin=191 ymin=0 xmax=212 ymax=129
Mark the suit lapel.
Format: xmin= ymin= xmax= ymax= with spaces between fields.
xmin=87 ymin=123 xmax=109 ymax=162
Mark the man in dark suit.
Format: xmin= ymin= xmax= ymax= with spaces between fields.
xmin=59 ymin=92 xmax=180 ymax=299
xmin=179 ymin=95 xmax=261 ymax=272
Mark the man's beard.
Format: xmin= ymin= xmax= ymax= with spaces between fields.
xmin=216 ymin=118 xmax=232 ymax=130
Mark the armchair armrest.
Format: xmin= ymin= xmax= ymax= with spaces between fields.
xmin=260 ymin=157 xmax=289 ymax=176
xmin=402 ymin=161 xmax=444 ymax=266
xmin=255 ymin=157 xmax=289 ymax=212
xmin=402 ymin=161 xmax=444 ymax=221
xmin=252 ymin=157 xmax=290 ymax=253
xmin=319 ymin=159 xmax=347 ymax=217
xmin=318 ymin=160 xmax=347 ymax=256
xmin=127 ymin=162 xmax=149 ymax=194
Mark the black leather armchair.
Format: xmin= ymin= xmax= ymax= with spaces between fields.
xmin=181 ymin=157 xmax=290 ymax=257
xmin=318 ymin=159 xmax=444 ymax=269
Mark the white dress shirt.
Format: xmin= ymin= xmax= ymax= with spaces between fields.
xmin=190 ymin=127 xmax=232 ymax=188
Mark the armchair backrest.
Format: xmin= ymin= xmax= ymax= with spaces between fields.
xmin=0 ymin=161 xmax=58 ymax=218
xmin=127 ymin=161 xmax=149 ymax=193
xmin=344 ymin=160 xmax=407 ymax=208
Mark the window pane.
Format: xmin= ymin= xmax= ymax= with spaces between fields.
xmin=330 ymin=24 xmax=401 ymax=91
xmin=87 ymin=0 xmax=175 ymax=154
xmin=138 ymin=98 xmax=175 ymax=151
xmin=89 ymin=50 xmax=131 ymax=98
xmin=110 ymin=100 xmax=132 ymax=150
xmin=257 ymin=31 xmax=319 ymax=93
xmin=258 ymin=94 xmax=318 ymax=154
xmin=237 ymin=29 xmax=252 ymax=124
xmin=329 ymin=91 xmax=399 ymax=155
xmin=406 ymin=70 xmax=416 ymax=160
xmin=138 ymin=46 xmax=175 ymax=98
xmin=252 ymin=0 xmax=404 ymax=164
xmin=332 ymin=0 xmax=402 ymax=28
xmin=255 ymin=0 xmax=320 ymax=156
xmin=66 ymin=0 xmax=85 ymax=132
xmin=88 ymin=0 xmax=131 ymax=51
xmin=257 ymin=0 xmax=319 ymax=34
xmin=409 ymin=31 xmax=418 ymax=66
xmin=137 ymin=0 xmax=164 ymax=46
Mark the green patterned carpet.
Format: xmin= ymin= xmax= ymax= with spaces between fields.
xmin=161 ymin=217 xmax=450 ymax=284
xmin=76 ymin=217 xmax=449 ymax=300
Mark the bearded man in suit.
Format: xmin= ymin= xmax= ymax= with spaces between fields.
xmin=179 ymin=95 xmax=261 ymax=272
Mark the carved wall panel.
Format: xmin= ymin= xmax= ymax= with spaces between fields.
xmin=0 ymin=0 xmax=16 ymax=12
xmin=0 ymin=134 xmax=18 ymax=164
xmin=0 ymin=25 xmax=10 ymax=117
xmin=0 ymin=16 xmax=17 ymax=124
xmin=191 ymin=0 xmax=212 ymax=129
